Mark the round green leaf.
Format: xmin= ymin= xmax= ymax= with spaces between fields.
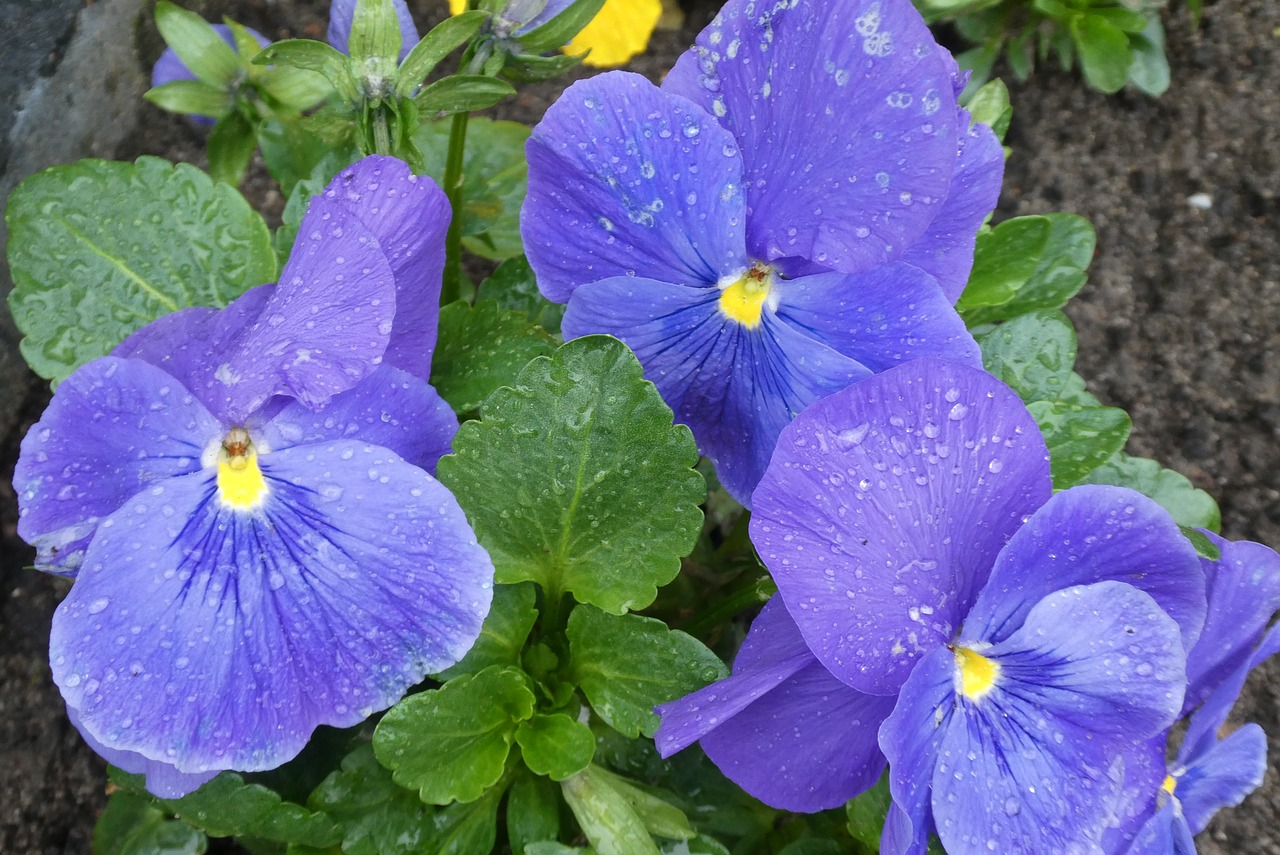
xmin=6 ymin=157 xmax=276 ymax=382
xmin=516 ymin=713 xmax=596 ymax=781
xmin=437 ymin=336 xmax=705 ymax=614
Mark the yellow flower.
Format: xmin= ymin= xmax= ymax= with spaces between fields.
xmin=448 ymin=0 xmax=662 ymax=67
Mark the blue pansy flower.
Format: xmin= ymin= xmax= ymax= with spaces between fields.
xmin=522 ymin=0 xmax=1002 ymax=504
xmin=657 ymin=359 xmax=1207 ymax=854
xmin=14 ymin=155 xmax=493 ymax=798
xmin=151 ymin=23 xmax=272 ymax=125
xmin=1116 ymin=534 xmax=1280 ymax=854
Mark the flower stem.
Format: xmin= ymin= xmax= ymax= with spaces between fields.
xmin=440 ymin=109 xmax=470 ymax=305
xmin=371 ymin=106 xmax=393 ymax=156
xmin=680 ymin=573 xmax=777 ymax=640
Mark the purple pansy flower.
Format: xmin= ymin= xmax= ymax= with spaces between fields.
xmin=151 ymin=24 xmax=272 ymax=125
xmin=328 ymin=0 xmax=420 ymax=63
xmin=657 ymin=359 xmax=1206 ymax=854
xmin=1119 ymin=535 xmax=1280 ymax=854
xmin=522 ymin=0 xmax=1001 ymax=505
xmin=14 ymin=155 xmax=493 ymax=798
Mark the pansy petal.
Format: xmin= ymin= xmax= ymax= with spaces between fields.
xmin=777 ymin=263 xmax=981 ymax=372
xmin=1099 ymin=738 xmax=1169 ymax=855
xmin=1181 ymin=620 xmax=1280 ymax=761
xmin=1183 ymin=533 xmax=1280 ymax=711
xmin=524 ymin=72 xmax=748 ymax=304
xmin=67 ymin=706 xmax=217 ymax=799
xmin=932 ymin=583 xmax=1184 ymax=853
xmin=895 ymin=112 xmax=1004 ymax=303
xmin=962 ymin=485 xmax=1205 ymax=651
xmin=1126 ymin=802 xmax=1197 ymax=855
xmin=15 ymin=357 xmax=218 ymax=574
xmin=1176 ymin=722 xmax=1268 ymax=834
xmin=257 ymin=365 xmax=457 ymax=474
xmin=879 ymin=646 xmax=954 ymax=855
xmin=52 ymin=441 xmax=492 ymax=774
xmin=751 ymin=359 xmax=1050 ymax=694
xmin=328 ymin=0 xmax=419 ymax=60
xmin=655 ymin=597 xmax=814 ymax=756
xmin=664 ymin=0 xmax=958 ymax=273
xmin=563 ymin=276 xmax=871 ymax=504
xmin=320 ymin=156 xmax=450 ymax=379
xmin=215 ymin=193 xmax=398 ymax=420
xmin=113 ymin=286 xmax=274 ymax=422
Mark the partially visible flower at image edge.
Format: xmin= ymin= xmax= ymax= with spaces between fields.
xmin=447 ymin=0 xmax=663 ymax=68
xmin=522 ymin=0 xmax=1003 ymax=505
xmin=13 ymin=155 xmax=494 ymax=798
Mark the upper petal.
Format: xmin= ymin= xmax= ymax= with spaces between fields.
xmin=14 ymin=356 xmax=218 ymax=575
xmin=523 ymin=72 xmax=748 ymax=304
xmin=52 ymin=440 xmax=493 ymax=775
xmin=328 ymin=0 xmax=420 ymax=60
xmin=663 ymin=0 xmax=960 ymax=273
xmin=1175 ymin=722 xmax=1268 ymax=835
xmin=961 ymin=485 xmax=1206 ymax=652
xmin=751 ymin=359 xmax=1050 ymax=694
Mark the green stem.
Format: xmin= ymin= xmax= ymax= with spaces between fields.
xmin=680 ymin=573 xmax=777 ymax=640
xmin=371 ymin=106 xmax=393 ymax=156
xmin=441 ymin=109 xmax=470 ymax=305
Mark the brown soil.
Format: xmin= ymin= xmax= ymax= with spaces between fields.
xmin=2 ymin=0 xmax=1278 ymax=852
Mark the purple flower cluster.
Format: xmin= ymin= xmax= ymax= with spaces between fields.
xmin=656 ymin=359 xmax=1280 ymax=854
xmin=14 ymin=156 xmax=494 ymax=797
xmin=522 ymin=0 xmax=1002 ymax=505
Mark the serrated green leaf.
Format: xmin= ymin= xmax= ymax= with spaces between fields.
xmin=155 ymin=1 xmax=240 ymax=85
xmin=108 ymin=768 xmax=341 ymax=848
xmin=1027 ymin=400 xmax=1131 ymax=489
xmin=373 ymin=666 xmax=535 ymax=805
xmin=144 ymin=80 xmax=234 ymax=119
xmin=517 ymin=0 xmax=607 ymax=54
xmin=207 ymin=110 xmax=258 ymax=186
xmin=845 ymin=773 xmax=891 ymax=852
xmin=415 ymin=116 xmax=530 ymax=260
xmin=416 ymin=75 xmax=516 ymax=116
xmin=437 ymin=583 xmax=539 ymax=680
xmin=7 ymin=157 xmax=276 ymax=382
xmin=475 ymin=256 xmax=565 ymax=335
xmin=430 ymin=300 xmax=557 ymax=413
xmin=307 ymin=742 xmax=436 ymax=855
xmin=977 ymin=309 xmax=1077 ymax=403
xmin=568 ymin=606 xmax=727 ymax=738
xmin=397 ymin=11 xmax=490 ymax=96
xmin=438 ymin=336 xmax=705 ymax=614
xmin=1073 ymin=14 xmax=1132 ymax=93
xmin=957 ymin=216 xmax=1052 ymax=314
xmin=561 ymin=766 xmax=661 ymax=855
xmin=507 ymin=773 xmax=562 ymax=855
xmin=516 ymin=713 xmax=596 ymax=781
xmin=1128 ymin=17 xmax=1170 ymax=96
xmin=1083 ymin=453 xmax=1221 ymax=532
xmin=93 ymin=791 xmax=207 ymax=855
xmin=965 ymin=78 xmax=1012 ymax=142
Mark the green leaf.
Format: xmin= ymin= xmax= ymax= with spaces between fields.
xmin=144 ymin=80 xmax=233 ymax=119
xmin=1128 ymin=17 xmax=1171 ymax=96
xmin=525 ymin=844 xmax=587 ymax=855
xmin=255 ymin=39 xmax=360 ymax=104
xmin=1027 ymin=400 xmax=1132 ymax=489
xmin=507 ymin=773 xmax=562 ymax=855
xmin=415 ymin=75 xmax=516 ymax=116
xmin=438 ymin=337 xmax=705 ymax=614
xmin=155 ymin=1 xmax=240 ymax=85
xmin=256 ymin=120 xmax=340 ymax=198
xmin=430 ymin=300 xmax=557 ymax=413
xmin=501 ymin=52 xmax=588 ymax=83
xmin=475 ymin=256 xmax=565 ymax=335
xmin=516 ymin=713 xmax=596 ymax=781
xmin=960 ymin=214 xmax=1095 ymax=325
xmin=579 ymin=766 xmax=694 ymax=841
xmin=661 ymin=836 xmax=731 ymax=855
xmin=568 ymin=606 xmax=727 ymax=738
xmin=561 ymin=766 xmax=666 ymax=855
xmin=1072 ymin=14 xmax=1133 ymax=94
xmin=777 ymin=841 xmax=843 ymax=855
xmin=373 ymin=666 xmax=536 ymax=805
xmin=274 ymin=149 xmax=357 ymax=265
xmin=1181 ymin=525 xmax=1221 ymax=561
xmin=257 ymin=66 xmax=334 ymax=113
xmin=977 ymin=309 xmax=1077 ymax=404
xmin=845 ymin=773 xmax=891 ymax=851
xmin=957 ymin=216 xmax=1052 ymax=314
xmin=414 ymin=116 xmax=530 ymax=260
xmin=307 ymin=742 xmax=437 ymax=855
xmin=965 ymin=78 xmax=1012 ymax=143
xmin=430 ymin=785 xmax=505 ymax=855
xmin=397 ymin=11 xmax=490 ymax=96
xmin=108 ymin=769 xmax=341 ymax=848
xmin=517 ymin=0 xmax=608 ymax=54
xmin=93 ymin=791 xmax=207 ymax=855
xmin=207 ymin=110 xmax=258 ymax=186
xmin=7 ymin=157 xmax=276 ymax=382
xmin=1083 ymin=453 xmax=1221 ymax=532
xmin=437 ymin=583 xmax=540 ymax=681
xmin=347 ymin=0 xmax=404 ymax=67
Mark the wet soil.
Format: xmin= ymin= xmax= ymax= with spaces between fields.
xmin=2 ymin=0 xmax=1279 ymax=851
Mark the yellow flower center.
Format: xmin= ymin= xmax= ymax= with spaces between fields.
xmin=719 ymin=263 xmax=774 ymax=329
xmin=1161 ymin=774 xmax=1177 ymax=796
xmin=216 ymin=427 xmax=268 ymax=510
xmin=954 ymin=646 xmax=1001 ymax=700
